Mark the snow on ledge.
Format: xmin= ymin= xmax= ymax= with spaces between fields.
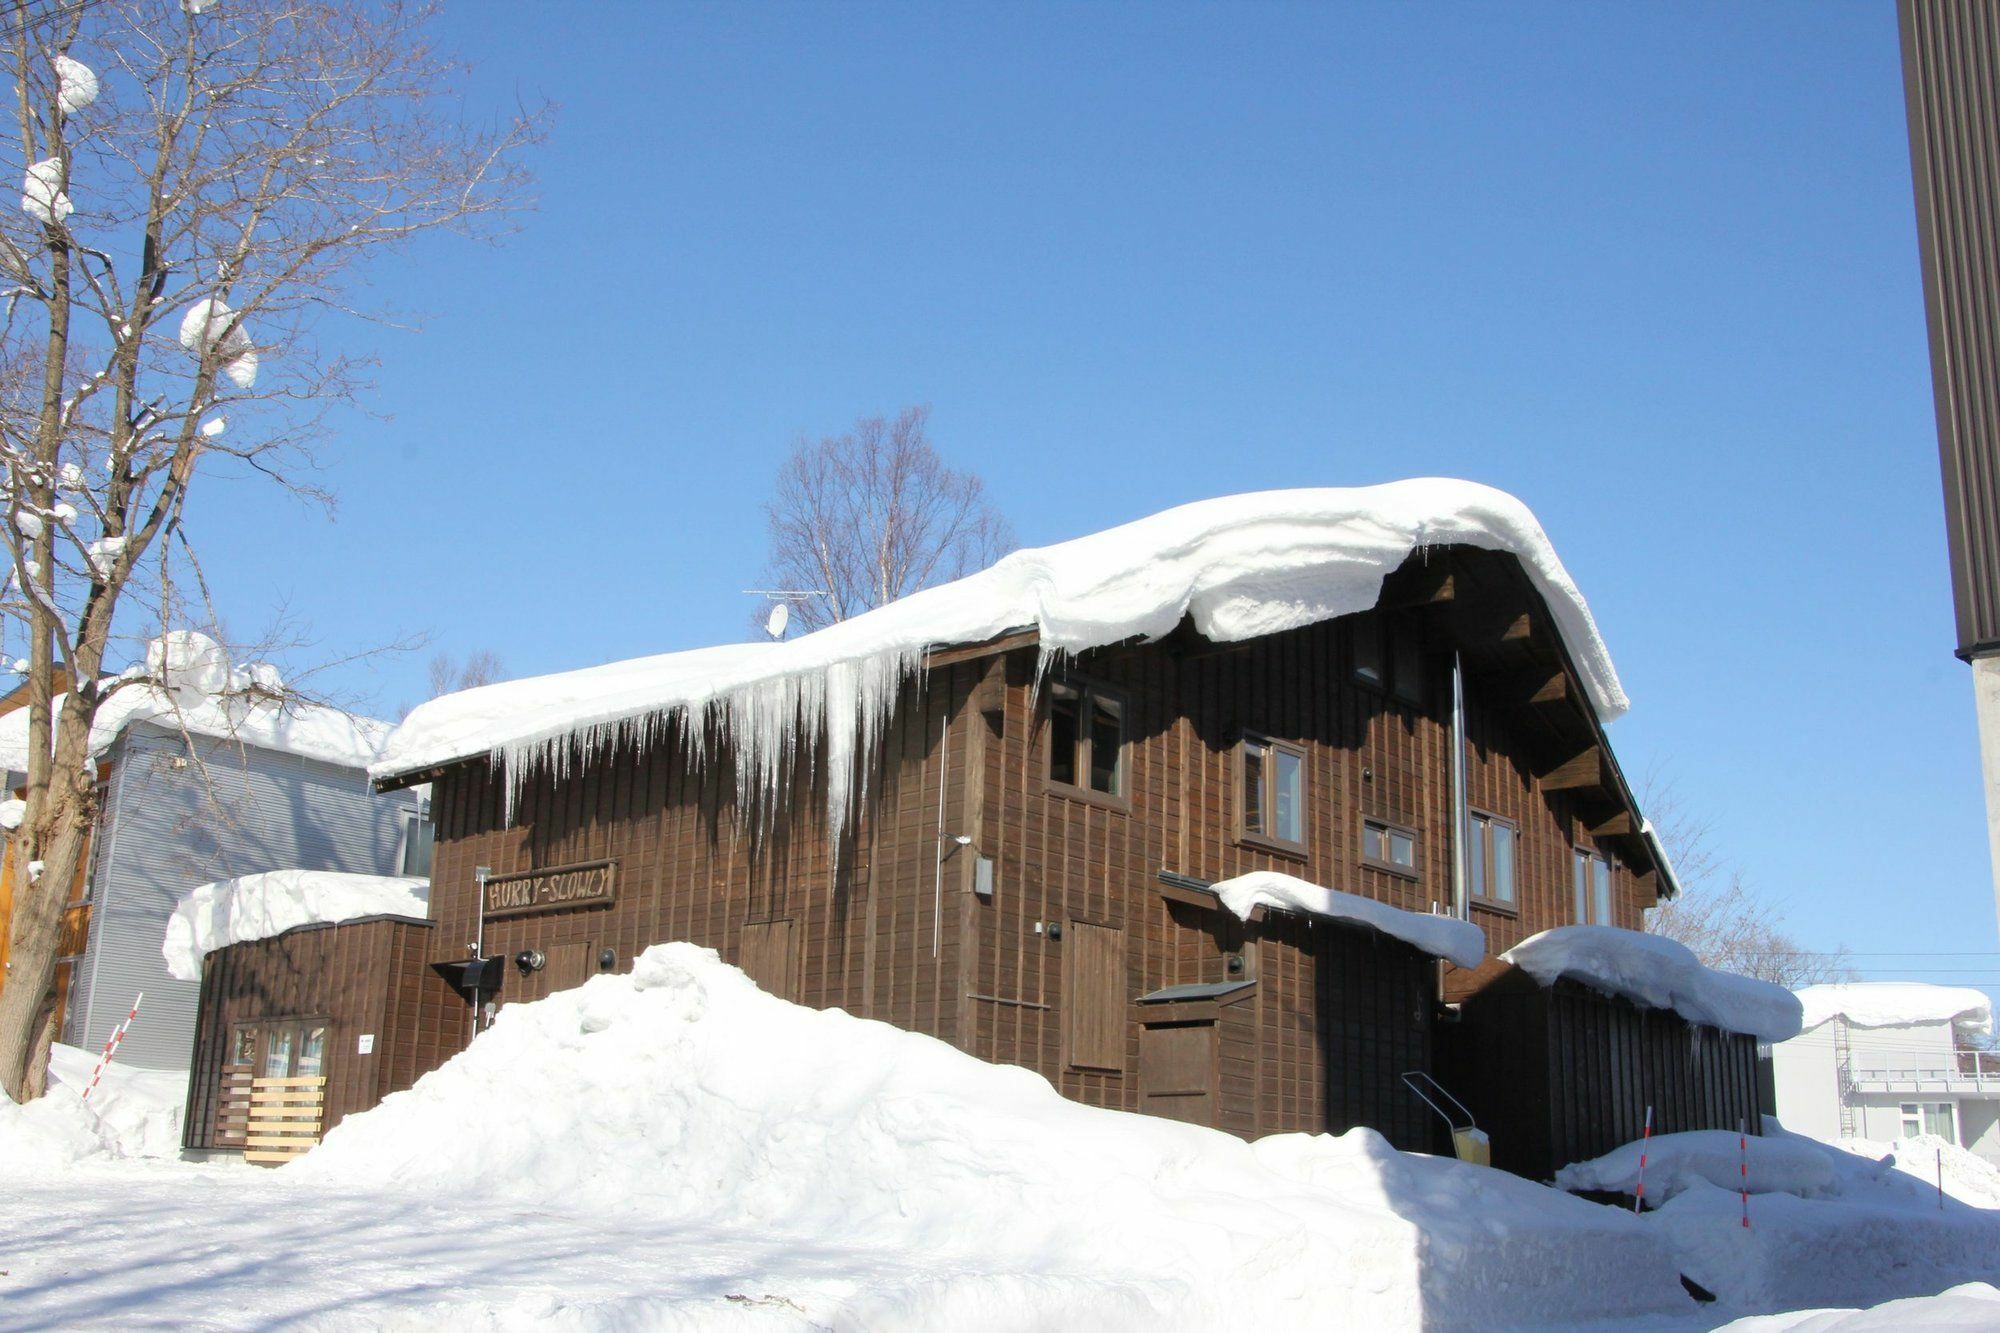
xmin=376 ymin=481 xmax=1627 ymax=853
xmin=163 ymin=870 xmax=429 ymax=982
xmin=1794 ymin=983 xmax=1993 ymax=1036
xmin=1501 ymin=926 xmax=1803 ymax=1042
xmin=1211 ymin=871 xmax=1485 ymax=969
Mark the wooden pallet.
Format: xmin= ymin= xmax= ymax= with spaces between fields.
xmin=243 ymin=1075 xmax=326 ymax=1166
xmin=214 ymin=1067 xmax=255 ymax=1149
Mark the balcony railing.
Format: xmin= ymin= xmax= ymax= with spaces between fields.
xmin=1845 ymin=1049 xmax=2000 ymax=1094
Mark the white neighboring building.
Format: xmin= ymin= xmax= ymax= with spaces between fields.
xmin=1770 ymin=983 xmax=2000 ymax=1163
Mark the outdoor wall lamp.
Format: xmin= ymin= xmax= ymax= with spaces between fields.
xmin=515 ymin=949 xmax=546 ymax=974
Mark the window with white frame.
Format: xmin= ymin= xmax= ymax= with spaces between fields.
xmin=1900 ymin=1101 xmax=1958 ymax=1143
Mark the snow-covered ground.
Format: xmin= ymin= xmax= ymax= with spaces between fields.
xmin=4 ymin=946 xmax=1996 ymax=1331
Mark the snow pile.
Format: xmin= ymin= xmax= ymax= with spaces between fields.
xmin=298 ymin=942 xmax=1691 ymax=1327
xmin=0 ymin=633 xmax=394 ymax=773
xmin=1572 ymin=1122 xmax=2000 ymax=1315
xmin=2 ymin=1044 xmax=187 ymax=1171
xmin=46 ymin=1043 xmax=185 ymax=1158
xmin=1795 ymin=982 xmax=1993 ymax=1036
xmin=1503 ymin=926 xmax=1804 ymax=1042
xmin=1556 ymin=1129 xmax=1838 ymax=1204
xmin=163 ymin=869 xmax=429 ymax=982
xmin=0 ymin=798 xmax=23 ymax=829
xmin=377 ymin=482 xmax=1626 ymax=848
xmin=177 ymin=298 xmax=258 ymax=389
xmin=1723 ymin=1282 xmax=2000 ymax=1331
xmin=22 ymin=156 xmax=70 ymax=224
xmin=1212 ymin=871 xmax=1485 ymax=968
xmin=54 ymin=55 xmax=98 ymax=113
xmin=1838 ymin=1134 xmax=2000 ymax=1211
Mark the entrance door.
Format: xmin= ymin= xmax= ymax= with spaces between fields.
xmin=739 ymin=919 xmax=799 ymax=1001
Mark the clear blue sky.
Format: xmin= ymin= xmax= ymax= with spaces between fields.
xmin=184 ymin=3 xmax=1999 ymax=995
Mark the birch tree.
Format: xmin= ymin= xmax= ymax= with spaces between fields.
xmin=0 ymin=0 xmax=543 ymax=1102
xmin=760 ymin=405 xmax=1014 ymax=633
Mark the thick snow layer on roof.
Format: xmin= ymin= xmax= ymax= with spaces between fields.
xmin=378 ymin=482 xmax=1625 ymax=849
xmin=1502 ymin=926 xmax=1804 ymax=1042
xmin=163 ymin=870 xmax=428 ymax=982
xmin=0 ymin=679 xmax=393 ymax=774
xmin=294 ymin=941 xmax=1688 ymax=1327
xmin=1211 ymin=870 xmax=1485 ymax=968
xmin=1793 ymin=983 xmax=1993 ymax=1035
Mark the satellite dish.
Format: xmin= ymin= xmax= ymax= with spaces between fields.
xmin=765 ymin=602 xmax=790 ymax=639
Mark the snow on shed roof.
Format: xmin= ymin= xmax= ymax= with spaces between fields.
xmin=0 ymin=685 xmax=391 ymax=774
xmin=1212 ymin=870 xmax=1487 ymax=969
xmin=163 ymin=870 xmax=430 ymax=982
xmin=1502 ymin=926 xmax=1804 ymax=1043
xmin=375 ymin=481 xmax=1626 ymax=845
xmin=1793 ymin=983 xmax=1993 ymax=1035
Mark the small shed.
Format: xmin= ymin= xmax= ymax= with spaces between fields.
xmin=1438 ymin=927 xmax=1800 ymax=1181
xmin=174 ymin=871 xmax=459 ymax=1162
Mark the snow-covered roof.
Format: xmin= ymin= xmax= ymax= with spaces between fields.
xmin=1793 ymin=983 xmax=1993 ymax=1036
xmin=1211 ymin=870 xmax=1486 ymax=969
xmin=1501 ymin=926 xmax=1804 ymax=1043
xmin=0 ymin=679 xmax=392 ymax=774
xmin=377 ymin=481 xmax=1626 ymax=846
xmin=162 ymin=870 xmax=429 ymax=982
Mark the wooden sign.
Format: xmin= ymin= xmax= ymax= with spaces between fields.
xmin=482 ymin=859 xmax=616 ymax=919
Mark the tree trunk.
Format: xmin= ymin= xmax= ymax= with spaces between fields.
xmin=0 ymin=793 xmax=89 ymax=1104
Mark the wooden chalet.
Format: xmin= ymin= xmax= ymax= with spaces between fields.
xmin=184 ymin=491 xmax=1766 ymax=1176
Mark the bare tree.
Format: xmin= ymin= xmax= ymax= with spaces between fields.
xmin=761 ymin=405 xmax=1013 ymax=633
xmin=426 ymin=648 xmax=502 ymax=698
xmin=0 ymin=0 xmax=544 ymax=1102
xmin=1643 ymin=778 xmax=1856 ymax=989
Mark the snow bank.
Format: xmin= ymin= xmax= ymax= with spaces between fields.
xmin=1795 ymin=982 xmax=1993 ymax=1035
xmin=1722 ymin=1282 xmax=2000 ymax=1331
xmin=1556 ymin=1129 xmax=1837 ymax=1204
xmin=164 ymin=869 xmax=428 ymax=982
xmin=1211 ymin=870 xmax=1485 ymax=968
xmin=298 ymin=941 xmax=1690 ymax=1327
xmin=0 ymin=635 xmax=393 ymax=774
xmin=1502 ymin=926 xmax=1804 ymax=1042
xmin=1838 ymin=1133 xmax=2000 ymax=1210
xmin=2 ymin=1044 xmax=187 ymax=1171
xmin=1586 ymin=1123 xmax=2000 ymax=1315
xmin=377 ymin=482 xmax=1626 ymax=850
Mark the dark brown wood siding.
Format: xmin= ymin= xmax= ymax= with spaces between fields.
xmin=1440 ymin=972 xmax=1765 ymax=1181
xmin=184 ymin=917 xmax=449 ymax=1151
xmin=1902 ymin=0 xmax=2000 ymax=658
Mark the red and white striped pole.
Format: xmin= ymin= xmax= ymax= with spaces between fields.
xmin=1738 ymin=1119 xmax=1751 ymax=1229
xmin=79 ymin=991 xmax=142 ymax=1102
xmin=1632 ymin=1105 xmax=1654 ymax=1214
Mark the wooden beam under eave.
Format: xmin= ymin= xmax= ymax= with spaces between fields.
xmin=1377 ymin=558 xmax=1457 ymax=610
xmin=1587 ymin=809 xmax=1633 ymax=838
xmin=1477 ymin=667 xmax=1568 ymax=709
xmin=1539 ymin=746 xmax=1609 ymax=792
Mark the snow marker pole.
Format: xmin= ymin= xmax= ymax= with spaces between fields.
xmin=1738 ymin=1119 xmax=1750 ymax=1229
xmin=1938 ymin=1148 xmax=1945 ymax=1211
xmin=79 ymin=991 xmax=143 ymax=1102
xmin=1633 ymin=1105 xmax=1653 ymax=1213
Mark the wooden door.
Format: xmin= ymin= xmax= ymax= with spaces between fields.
xmin=541 ymin=941 xmax=594 ymax=998
xmin=1139 ymin=1020 xmax=1217 ymax=1126
xmin=739 ymin=920 xmax=798 ymax=1001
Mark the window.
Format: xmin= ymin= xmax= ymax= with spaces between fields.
xmin=1363 ymin=818 xmax=1418 ymax=876
xmin=1047 ymin=680 xmax=1126 ymax=799
xmin=399 ymin=802 xmax=436 ymax=878
xmin=231 ymin=1020 xmax=330 ymax=1077
xmin=1901 ymin=1102 xmax=1958 ymax=1143
xmin=1350 ymin=613 xmax=1426 ymax=706
xmin=1240 ymin=735 xmax=1305 ymax=849
xmin=1574 ymin=849 xmax=1613 ymax=924
xmin=1468 ymin=811 xmax=1517 ymax=909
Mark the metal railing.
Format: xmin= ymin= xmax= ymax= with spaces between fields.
xmin=1844 ymin=1048 xmax=2000 ymax=1093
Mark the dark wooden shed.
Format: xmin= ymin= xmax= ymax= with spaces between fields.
xmin=1439 ymin=967 xmax=1765 ymax=1181
xmin=183 ymin=914 xmax=461 ymax=1157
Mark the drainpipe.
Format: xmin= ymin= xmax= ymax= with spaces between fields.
xmin=1450 ymin=652 xmax=1469 ymax=921
xmin=471 ymin=863 xmax=491 ymax=1046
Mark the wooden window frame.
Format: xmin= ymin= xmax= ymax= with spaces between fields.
xmin=1236 ymin=733 xmax=1308 ymax=856
xmin=1467 ymin=809 xmax=1519 ymax=915
xmin=236 ymin=1016 xmax=332 ymax=1079
xmin=1573 ymin=847 xmax=1613 ymax=925
xmin=1360 ymin=815 xmax=1421 ymax=880
xmin=1042 ymin=677 xmax=1132 ymax=812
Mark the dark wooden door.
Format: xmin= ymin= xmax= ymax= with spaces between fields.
xmin=1139 ymin=1020 xmax=1217 ymax=1126
xmin=541 ymin=941 xmax=594 ymax=997
xmin=739 ymin=919 xmax=799 ymax=1001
